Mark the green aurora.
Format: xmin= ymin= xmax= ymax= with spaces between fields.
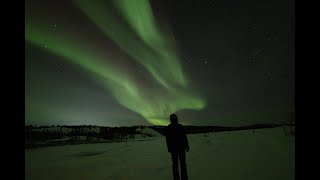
xmin=25 ymin=0 xmax=206 ymax=125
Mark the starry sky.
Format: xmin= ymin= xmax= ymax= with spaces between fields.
xmin=25 ymin=0 xmax=294 ymax=126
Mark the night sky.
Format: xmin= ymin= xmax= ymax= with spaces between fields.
xmin=25 ymin=0 xmax=294 ymax=126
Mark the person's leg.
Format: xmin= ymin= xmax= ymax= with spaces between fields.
xmin=179 ymin=151 xmax=188 ymax=180
xmin=171 ymin=152 xmax=180 ymax=180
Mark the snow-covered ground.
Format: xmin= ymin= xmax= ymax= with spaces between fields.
xmin=25 ymin=127 xmax=294 ymax=180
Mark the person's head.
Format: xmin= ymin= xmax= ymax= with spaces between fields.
xmin=170 ymin=114 xmax=179 ymax=124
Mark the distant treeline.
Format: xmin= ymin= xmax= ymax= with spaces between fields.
xmin=25 ymin=125 xmax=153 ymax=142
xmin=25 ymin=123 xmax=294 ymax=139
xmin=25 ymin=125 xmax=145 ymax=129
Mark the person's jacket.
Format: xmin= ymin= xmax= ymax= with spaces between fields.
xmin=166 ymin=123 xmax=189 ymax=153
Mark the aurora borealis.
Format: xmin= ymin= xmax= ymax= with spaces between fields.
xmin=25 ymin=0 xmax=294 ymax=126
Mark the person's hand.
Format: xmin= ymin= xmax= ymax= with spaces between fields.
xmin=186 ymin=147 xmax=189 ymax=152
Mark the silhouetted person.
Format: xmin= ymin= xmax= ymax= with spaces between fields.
xmin=166 ymin=114 xmax=189 ymax=180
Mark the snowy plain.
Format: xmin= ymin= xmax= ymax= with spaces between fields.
xmin=25 ymin=127 xmax=294 ymax=180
